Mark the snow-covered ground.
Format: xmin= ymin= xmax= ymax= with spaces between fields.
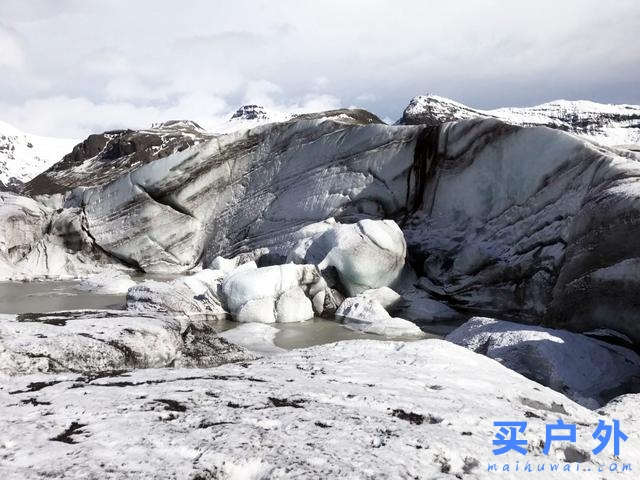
xmin=0 ymin=120 xmax=76 ymax=187
xmin=1 ymin=339 xmax=637 ymax=479
xmin=210 ymin=104 xmax=295 ymax=134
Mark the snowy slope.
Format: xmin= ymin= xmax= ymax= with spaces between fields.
xmin=210 ymin=104 xmax=377 ymax=135
xmin=398 ymin=94 xmax=640 ymax=146
xmin=0 ymin=120 xmax=76 ymax=188
xmin=211 ymin=104 xmax=295 ymax=134
xmin=1 ymin=339 xmax=637 ymax=478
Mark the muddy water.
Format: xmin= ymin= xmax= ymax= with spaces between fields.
xmin=214 ymin=317 xmax=442 ymax=350
xmin=0 ymin=281 xmax=126 ymax=313
xmin=0 ymin=281 xmax=449 ymax=350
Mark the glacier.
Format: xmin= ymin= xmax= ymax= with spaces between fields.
xmin=1 ymin=103 xmax=640 ymax=478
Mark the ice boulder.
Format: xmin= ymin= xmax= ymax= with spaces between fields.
xmin=335 ymin=291 xmax=423 ymax=337
xmin=219 ymin=322 xmax=285 ymax=355
xmin=446 ymin=317 xmax=640 ymax=408
xmin=76 ymin=271 xmax=137 ymax=294
xmin=288 ymin=219 xmax=406 ymax=296
xmin=209 ymin=255 xmax=239 ymax=274
xmin=359 ymin=286 xmax=402 ymax=309
xmin=209 ymin=253 xmax=275 ymax=273
xmin=222 ymin=264 xmax=332 ymax=323
xmin=127 ymin=269 xmax=226 ymax=318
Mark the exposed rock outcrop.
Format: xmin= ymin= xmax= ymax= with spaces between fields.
xmin=230 ymin=104 xmax=271 ymax=121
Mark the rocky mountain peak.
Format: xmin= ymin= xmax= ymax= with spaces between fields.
xmin=399 ymin=95 xmax=488 ymax=126
xmin=230 ymin=104 xmax=270 ymax=121
xmin=398 ymin=94 xmax=640 ymax=146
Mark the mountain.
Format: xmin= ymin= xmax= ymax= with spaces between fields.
xmin=12 ymin=104 xmax=368 ymax=194
xmin=397 ymin=94 xmax=640 ymax=147
xmin=0 ymin=120 xmax=76 ymax=190
xmin=213 ymin=104 xmax=295 ymax=134
xmin=23 ymin=109 xmax=381 ymax=196
xmin=22 ymin=120 xmax=213 ymax=196
xmin=214 ymin=104 xmax=383 ymax=134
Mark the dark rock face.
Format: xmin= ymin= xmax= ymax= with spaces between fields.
xmin=294 ymin=108 xmax=385 ymax=125
xmin=230 ymin=104 xmax=270 ymax=121
xmin=22 ymin=121 xmax=212 ymax=196
xmin=0 ymin=177 xmax=23 ymax=193
xmin=229 ymin=104 xmax=385 ymax=125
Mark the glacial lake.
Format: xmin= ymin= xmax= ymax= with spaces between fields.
xmin=0 ymin=280 xmax=451 ymax=349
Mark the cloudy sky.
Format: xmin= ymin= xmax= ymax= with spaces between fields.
xmin=1 ymin=0 xmax=638 ymax=138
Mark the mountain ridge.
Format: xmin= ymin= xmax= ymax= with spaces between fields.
xmin=397 ymin=94 xmax=640 ymax=147
xmin=5 ymin=95 xmax=640 ymax=194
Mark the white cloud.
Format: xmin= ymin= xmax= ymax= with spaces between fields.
xmin=104 ymin=77 xmax=169 ymax=102
xmin=243 ymin=80 xmax=283 ymax=107
xmin=0 ymin=0 xmax=638 ymax=136
xmin=298 ymin=94 xmax=341 ymax=113
xmin=355 ymin=93 xmax=377 ymax=103
xmin=0 ymin=93 xmax=231 ymax=138
xmin=0 ymin=24 xmax=24 ymax=69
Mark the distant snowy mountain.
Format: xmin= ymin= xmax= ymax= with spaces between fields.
xmin=213 ymin=104 xmax=294 ymax=134
xmin=0 ymin=120 xmax=76 ymax=189
xmin=218 ymin=104 xmax=384 ymax=134
xmin=397 ymin=94 xmax=640 ymax=147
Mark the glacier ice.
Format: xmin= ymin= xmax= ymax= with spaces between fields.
xmin=221 ymin=264 xmax=329 ymax=323
xmin=290 ymin=219 xmax=407 ymax=296
xmin=447 ymin=317 xmax=640 ymax=408
xmin=335 ymin=290 xmax=423 ymax=337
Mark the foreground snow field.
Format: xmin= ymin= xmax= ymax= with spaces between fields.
xmin=1 ymin=339 xmax=637 ymax=479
